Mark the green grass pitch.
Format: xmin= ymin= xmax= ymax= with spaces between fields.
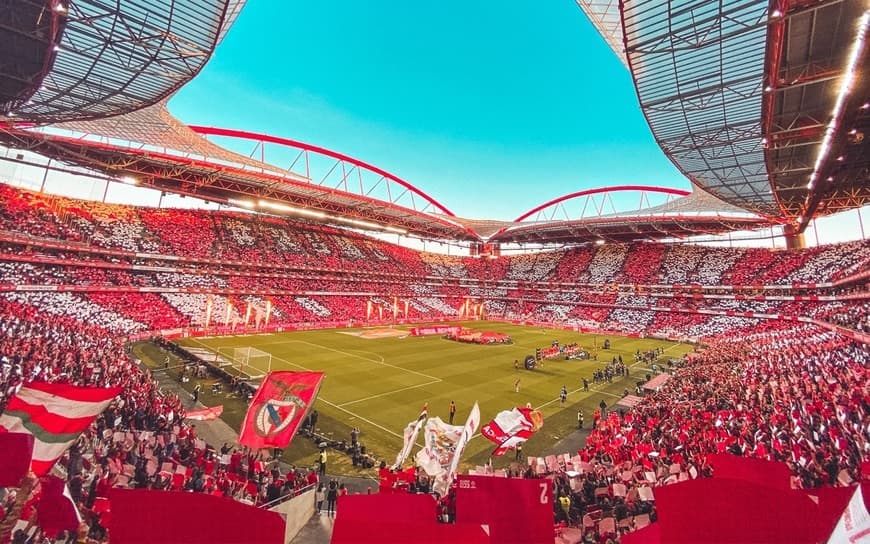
xmin=139 ymin=322 xmax=686 ymax=477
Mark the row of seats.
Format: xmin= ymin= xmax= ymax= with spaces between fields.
xmin=2 ymin=184 xmax=868 ymax=287
xmin=1 ymin=253 xmax=867 ymax=336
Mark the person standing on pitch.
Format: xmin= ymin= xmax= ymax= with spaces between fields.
xmin=560 ymin=385 xmax=568 ymax=405
xmin=514 ymin=378 xmax=521 ymax=393
xmin=448 ymin=401 xmax=456 ymax=424
xmin=577 ymin=409 xmax=584 ymax=429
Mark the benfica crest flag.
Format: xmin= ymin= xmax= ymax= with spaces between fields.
xmin=239 ymin=371 xmax=324 ymax=450
xmin=0 ymin=382 xmax=120 ymax=475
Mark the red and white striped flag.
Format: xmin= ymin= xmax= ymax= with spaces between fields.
xmin=0 ymin=382 xmax=121 ymax=475
xmin=480 ymin=406 xmax=544 ymax=456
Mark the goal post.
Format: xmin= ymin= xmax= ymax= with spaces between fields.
xmin=216 ymin=346 xmax=272 ymax=380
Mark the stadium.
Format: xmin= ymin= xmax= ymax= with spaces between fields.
xmin=0 ymin=0 xmax=868 ymax=543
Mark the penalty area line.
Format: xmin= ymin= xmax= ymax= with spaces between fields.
xmin=317 ymin=398 xmax=404 ymax=440
xmin=283 ymin=339 xmax=442 ymax=381
xmin=179 ymin=342 xmax=406 ymax=442
xmin=338 ymin=379 xmax=442 ymax=408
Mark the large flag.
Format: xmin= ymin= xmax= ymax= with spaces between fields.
xmin=415 ymin=417 xmax=463 ymax=477
xmin=826 ymin=486 xmax=870 ymax=544
xmin=480 ymin=406 xmax=544 ymax=456
xmin=238 ymin=371 xmax=324 ymax=450
xmin=392 ymin=403 xmax=428 ymax=469
xmin=184 ymin=405 xmax=224 ymax=422
xmin=438 ymin=402 xmax=480 ymax=496
xmin=0 ymin=432 xmax=34 ymax=487
xmin=0 ymin=382 xmax=120 ymax=475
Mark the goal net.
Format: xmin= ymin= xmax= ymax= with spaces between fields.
xmin=217 ymin=346 xmax=272 ymax=380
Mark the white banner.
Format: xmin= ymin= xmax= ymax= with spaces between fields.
xmin=826 ymin=486 xmax=869 ymax=544
xmin=437 ymin=402 xmax=480 ymax=496
xmin=415 ymin=417 xmax=463 ymax=477
xmin=392 ymin=404 xmax=428 ymax=470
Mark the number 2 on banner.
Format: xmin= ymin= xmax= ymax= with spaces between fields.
xmin=539 ymin=482 xmax=548 ymax=504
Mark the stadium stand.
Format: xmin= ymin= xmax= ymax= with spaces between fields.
xmin=0 ymin=183 xmax=867 ymax=542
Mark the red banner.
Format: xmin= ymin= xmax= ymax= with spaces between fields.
xmin=707 ymin=453 xmax=791 ymax=490
xmin=333 ymin=494 xmax=489 ymax=544
xmin=238 ymin=371 xmax=324 ymax=450
xmin=108 ymin=489 xmax=284 ymax=544
xmin=655 ymin=478 xmax=827 ymax=543
xmin=455 ymin=475 xmax=552 ymax=544
xmin=0 ymin=433 xmax=34 ymax=487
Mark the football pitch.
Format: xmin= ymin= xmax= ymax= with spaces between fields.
xmin=154 ymin=322 xmax=685 ymax=476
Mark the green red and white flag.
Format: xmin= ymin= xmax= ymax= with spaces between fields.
xmin=0 ymin=382 xmax=121 ymax=475
xmin=392 ymin=403 xmax=428 ymax=470
xmin=238 ymin=371 xmax=324 ymax=450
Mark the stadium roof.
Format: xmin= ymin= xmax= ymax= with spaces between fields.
xmin=0 ymin=102 xmax=772 ymax=245
xmin=3 ymin=1 xmax=863 ymax=245
xmin=0 ymin=102 xmax=479 ymax=241
xmin=575 ymin=0 xmax=628 ymax=67
xmin=0 ymin=0 xmax=244 ymax=124
xmin=589 ymin=0 xmax=869 ymax=230
xmin=764 ymin=1 xmax=870 ymax=229
xmin=476 ymin=185 xmax=769 ymax=244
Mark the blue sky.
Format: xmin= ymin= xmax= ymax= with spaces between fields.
xmin=168 ymin=0 xmax=690 ymax=220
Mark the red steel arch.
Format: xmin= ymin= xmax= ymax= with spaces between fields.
xmin=514 ymin=185 xmax=691 ymax=222
xmin=188 ymin=125 xmax=456 ymax=217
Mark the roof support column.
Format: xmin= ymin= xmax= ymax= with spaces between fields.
xmin=783 ymin=223 xmax=806 ymax=249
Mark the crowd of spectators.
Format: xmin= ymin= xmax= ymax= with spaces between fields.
xmin=527 ymin=324 xmax=869 ymax=541
xmin=0 ymin=183 xmax=867 ymax=543
xmin=0 ymin=295 xmax=320 ymax=543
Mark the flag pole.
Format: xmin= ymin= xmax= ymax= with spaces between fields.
xmin=0 ymin=473 xmax=37 ymax=542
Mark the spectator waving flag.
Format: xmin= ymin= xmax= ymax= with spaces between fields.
xmin=480 ymin=406 xmax=544 ymax=456
xmin=393 ymin=403 xmax=428 ymax=469
xmin=0 ymin=382 xmax=121 ymax=475
xmin=239 ymin=371 xmax=324 ymax=450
